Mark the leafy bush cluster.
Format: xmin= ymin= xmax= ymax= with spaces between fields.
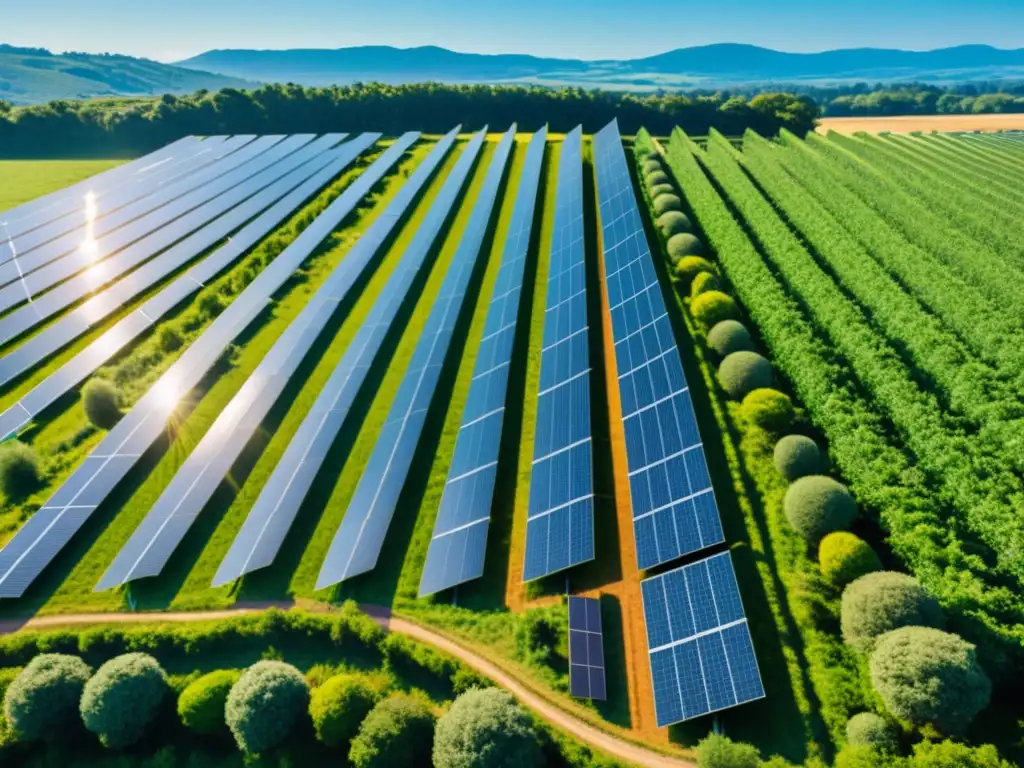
xmin=0 ymin=441 xmax=43 ymax=501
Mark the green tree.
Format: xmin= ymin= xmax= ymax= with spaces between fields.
xmin=908 ymin=740 xmax=1012 ymax=768
xmin=845 ymin=712 xmax=897 ymax=751
xmin=841 ymin=572 xmax=944 ymax=652
xmin=432 ymin=688 xmax=541 ymax=768
xmin=4 ymin=654 xmax=91 ymax=742
xmin=0 ymin=441 xmax=43 ymax=501
xmin=696 ymin=733 xmax=760 ymax=768
xmin=177 ymin=669 xmax=239 ymax=736
xmin=309 ymin=674 xmax=379 ymax=748
xmin=349 ymin=693 xmax=435 ymax=768
xmin=225 ymin=660 xmax=309 ymax=754
xmin=80 ymin=653 xmax=168 ymax=749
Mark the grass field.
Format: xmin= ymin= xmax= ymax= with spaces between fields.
xmin=0 ymin=159 xmax=124 ymax=212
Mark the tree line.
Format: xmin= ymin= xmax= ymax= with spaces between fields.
xmin=805 ymin=81 xmax=1024 ymax=117
xmin=0 ymin=83 xmax=820 ymax=157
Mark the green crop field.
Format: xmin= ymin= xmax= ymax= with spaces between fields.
xmin=0 ymin=128 xmax=1020 ymax=768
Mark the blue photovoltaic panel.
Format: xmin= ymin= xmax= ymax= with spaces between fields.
xmin=418 ymin=126 xmax=548 ymax=598
xmin=522 ymin=125 xmax=595 ymax=583
xmin=640 ymin=552 xmax=765 ymax=727
xmin=592 ymin=119 xmax=724 ymax=571
xmin=316 ymin=126 xmax=516 ymax=590
xmin=568 ymin=595 xmax=607 ymax=700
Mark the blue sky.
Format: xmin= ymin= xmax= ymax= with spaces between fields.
xmin=4 ymin=0 xmax=1023 ymax=62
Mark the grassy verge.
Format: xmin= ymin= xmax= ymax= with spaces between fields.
xmin=0 ymin=160 xmax=125 ymax=211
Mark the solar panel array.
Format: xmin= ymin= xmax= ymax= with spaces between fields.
xmin=641 ymin=552 xmax=764 ymax=726
xmin=568 ymin=596 xmax=607 ymax=700
xmin=316 ymin=125 xmax=515 ymax=590
xmin=211 ymin=127 xmax=466 ymax=588
xmin=523 ymin=125 xmax=595 ymax=583
xmin=592 ymin=119 xmax=724 ymax=571
xmin=418 ymin=126 xmax=548 ymax=598
xmin=0 ymin=133 xmax=415 ymax=599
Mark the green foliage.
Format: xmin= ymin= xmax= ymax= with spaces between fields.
xmin=706 ymin=319 xmax=754 ymax=357
xmin=158 ymin=325 xmax=184 ymax=353
xmin=79 ymin=653 xmax=168 ymax=749
xmin=349 ymin=692 xmax=435 ymax=768
xmin=908 ymin=740 xmax=1014 ymax=768
xmin=657 ymin=210 xmax=693 ymax=236
xmin=3 ymin=653 xmax=91 ymax=742
xmin=693 ymin=291 xmax=741 ymax=331
xmin=773 ymin=435 xmax=826 ymax=481
xmin=835 ymin=744 xmax=888 ymax=768
xmin=225 ymin=660 xmax=309 ymax=754
xmin=0 ymin=441 xmax=42 ymax=500
xmin=739 ymin=388 xmax=794 ymax=432
xmin=653 ymin=194 xmax=683 ymax=215
xmin=650 ymin=183 xmax=674 ymax=198
xmin=645 ymin=170 xmax=670 ymax=188
xmin=846 ymin=712 xmax=896 ymax=751
xmin=696 ymin=733 xmax=761 ymax=768
xmin=513 ymin=607 xmax=564 ymax=668
xmin=870 ymin=627 xmax=991 ymax=735
xmin=667 ymin=231 xmax=704 ymax=260
xmin=717 ymin=350 xmax=772 ymax=398
xmin=642 ymin=158 xmax=663 ymax=175
xmin=432 ymin=688 xmax=541 ymax=768
xmin=82 ymin=378 xmax=123 ymax=430
xmin=690 ymin=270 xmax=722 ymax=297
xmin=784 ymin=474 xmax=857 ymax=542
xmin=673 ymin=255 xmax=716 ymax=286
xmin=842 ymin=572 xmax=944 ymax=652
xmin=197 ymin=291 xmax=226 ymax=319
xmin=177 ymin=669 xmax=239 ymax=736
xmin=820 ymin=533 xmax=882 ymax=586
xmin=309 ymin=673 xmax=379 ymax=748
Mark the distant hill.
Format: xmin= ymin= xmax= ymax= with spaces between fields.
xmin=178 ymin=43 xmax=1024 ymax=89
xmin=0 ymin=44 xmax=252 ymax=105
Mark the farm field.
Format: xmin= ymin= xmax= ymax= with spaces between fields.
xmin=0 ymin=125 xmax=1019 ymax=768
xmin=0 ymin=159 xmax=125 ymax=212
xmin=817 ymin=112 xmax=1024 ymax=134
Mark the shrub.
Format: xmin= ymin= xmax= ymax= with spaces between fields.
xmin=842 ymin=572 xmax=945 ymax=652
xmin=870 ymin=627 xmax=991 ymax=734
xmin=650 ymin=183 xmax=674 ymax=198
xmin=310 ymin=674 xmax=379 ymax=748
xmin=82 ymin=378 xmax=123 ymax=430
xmin=642 ymin=158 xmax=663 ymax=175
xmin=784 ymin=475 xmax=857 ymax=542
xmin=707 ymin=320 xmax=754 ymax=357
xmin=653 ymin=194 xmax=683 ymax=215
xmin=197 ymin=291 xmax=225 ymax=318
xmin=225 ymin=660 xmax=309 ymax=754
xmin=158 ymin=326 xmax=184 ymax=353
xmin=835 ymin=745 xmax=886 ymax=768
xmin=696 ymin=733 xmax=761 ymax=768
xmin=433 ymin=688 xmax=540 ymax=768
xmin=690 ymin=271 xmax=721 ymax=298
xmin=178 ymin=669 xmax=239 ymax=736
xmin=846 ymin=712 xmax=897 ymax=751
xmin=666 ymin=232 xmax=704 ymax=260
xmin=0 ymin=442 xmax=42 ymax=501
xmin=693 ymin=292 xmax=741 ymax=331
xmin=349 ymin=693 xmax=434 ymax=768
xmin=80 ymin=653 xmax=168 ymax=749
xmin=820 ymin=533 xmax=882 ymax=586
xmin=773 ymin=435 xmax=826 ymax=481
xmin=909 ymin=740 xmax=1013 ymax=767
xmin=739 ymin=388 xmax=794 ymax=432
xmin=657 ymin=210 xmax=693 ymax=237
xmin=673 ymin=255 xmax=716 ymax=286
xmin=717 ymin=350 xmax=772 ymax=398
xmin=4 ymin=653 xmax=91 ymax=742
xmin=645 ymin=170 xmax=670 ymax=188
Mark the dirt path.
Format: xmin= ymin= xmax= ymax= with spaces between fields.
xmin=0 ymin=603 xmax=693 ymax=768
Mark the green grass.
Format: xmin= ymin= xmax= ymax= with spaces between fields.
xmin=0 ymin=159 xmax=125 ymax=210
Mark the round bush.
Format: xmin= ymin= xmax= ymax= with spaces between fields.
xmin=310 ymin=674 xmax=379 ymax=748
xmin=158 ymin=326 xmax=184 ymax=353
xmin=657 ymin=210 xmax=693 ymax=237
xmin=4 ymin=653 xmax=91 ymax=742
xmin=349 ymin=693 xmax=435 ymax=768
xmin=667 ymin=232 xmax=704 ymax=261
xmin=773 ymin=435 xmax=826 ymax=481
xmin=696 ymin=733 xmax=761 ymax=768
xmin=784 ymin=475 xmax=857 ymax=542
xmin=82 ymin=378 xmax=123 ymax=430
xmin=0 ymin=442 xmax=43 ymax=501
xmin=653 ymin=194 xmax=683 ymax=216
xmin=740 ymin=388 xmax=794 ymax=433
xmin=841 ymin=571 xmax=944 ymax=652
xmin=717 ymin=350 xmax=772 ymax=399
xmin=433 ymin=688 xmax=541 ymax=768
xmin=870 ymin=626 xmax=991 ymax=734
xmin=80 ymin=653 xmax=168 ymax=749
xmin=820 ymin=533 xmax=882 ymax=587
xmin=178 ymin=669 xmax=239 ymax=736
xmin=226 ymin=660 xmax=309 ymax=754
xmin=645 ymin=170 xmax=670 ymax=188
xmin=693 ymin=292 xmax=741 ymax=331
xmin=690 ymin=271 xmax=721 ymax=298
xmin=707 ymin=320 xmax=754 ymax=357
xmin=846 ymin=712 xmax=896 ymax=752
xmin=198 ymin=291 xmax=225 ymax=319
xmin=649 ymin=183 xmax=674 ymax=199
xmin=673 ymin=255 xmax=716 ymax=286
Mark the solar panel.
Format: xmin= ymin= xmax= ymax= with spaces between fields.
xmin=568 ymin=595 xmax=607 ymax=700
xmin=592 ymin=119 xmax=724 ymax=571
xmin=522 ymin=125 xmax=595 ymax=583
xmin=418 ymin=127 xmax=548 ymax=598
xmin=0 ymin=133 xmax=365 ymax=387
xmin=0 ymin=136 xmax=377 ymax=442
xmin=315 ymin=125 xmax=515 ymax=590
xmin=0 ymin=132 xmax=421 ymax=600
xmin=213 ymin=127 xmax=465 ymax=588
xmin=640 ymin=552 xmax=765 ymax=726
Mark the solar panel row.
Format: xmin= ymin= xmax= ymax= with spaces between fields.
xmin=641 ymin=552 xmax=765 ymax=726
xmin=523 ymin=125 xmax=595 ymax=583
xmin=417 ymin=126 xmax=548 ymax=598
xmin=213 ymin=126 xmax=464 ymax=588
xmin=0 ymin=133 xmax=365 ymax=387
xmin=0 ymin=139 xmax=370 ymax=443
xmin=0 ymin=132 xmax=419 ymax=599
xmin=315 ymin=125 xmax=513 ymax=590
xmin=568 ymin=595 xmax=607 ymax=700
xmin=591 ymin=119 xmax=724 ymax=571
